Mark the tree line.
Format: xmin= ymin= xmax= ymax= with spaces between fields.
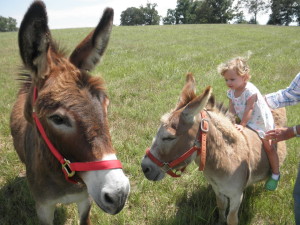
xmin=120 ymin=0 xmax=300 ymax=26
xmin=0 ymin=16 xmax=17 ymax=32
xmin=1 ymin=0 xmax=299 ymax=31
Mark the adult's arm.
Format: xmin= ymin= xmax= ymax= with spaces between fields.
xmin=265 ymin=72 xmax=300 ymax=109
xmin=265 ymin=125 xmax=300 ymax=142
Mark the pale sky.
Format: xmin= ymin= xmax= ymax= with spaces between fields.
xmin=0 ymin=0 xmax=269 ymax=29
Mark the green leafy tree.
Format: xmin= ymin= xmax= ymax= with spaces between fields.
xmin=234 ymin=11 xmax=248 ymax=23
xmin=0 ymin=16 xmax=17 ymax=32
xmin=187 ymin=1 xmax=203 ymax=23
xmin=174 ymin=0 xmax=193 ymax=24
xmin=163 ymin=9 xmax=176 ymax=25
xmin=268 ymin=0 xmax=300 ymax=25
xmin=243 ymin=0 xmax=270 ymax=24
xmin=267 ymin=0 xmax=282 ymax=24
xmin=120 ymin=3 xmax=160 ymax=26
xmin=232 ymin=0 xmax=249 ymax=23
xmin=296 ymin=1 xmax=300 ymax=25
xmin=171 ymin=0 xmax=234 ymax=24
xmin=196 ymin=0 xmax=234 ymax=23
xmin=120 ymin=7 xmax=144 ymax=26
xmin=141 ymin=3 xmax=160 ymax=25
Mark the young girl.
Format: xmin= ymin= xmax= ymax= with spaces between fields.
xmin=218 ymin=56 xmax=280 ymax=191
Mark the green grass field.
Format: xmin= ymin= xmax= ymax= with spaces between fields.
xmin=0 ymin=24 xmax=299 ymax=225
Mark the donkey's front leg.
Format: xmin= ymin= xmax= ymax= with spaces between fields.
xmin=77 ymin=196 xmax=93 ymax=225
xmin=215 ymin=192 xmax=228 ymax=225
xmin=227 ymin=192 xmax=243 ymax=225
xmin=36 ymin=201 xmax=56 ymax=225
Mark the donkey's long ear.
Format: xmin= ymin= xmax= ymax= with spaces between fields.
xmin=176 ymin=73 xmax=197 ymax=110
xmin=18 ymin=1 xmax=51 ymax=82
xmin=69 ymin=8 xmax=114 ymax=71
xmin=181 ymin=86 xmax=212 ymax=123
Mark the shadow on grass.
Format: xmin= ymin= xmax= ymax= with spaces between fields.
xmin=0 ymin=176 xmax=67 ymax=225
xmin=153 ymin=184 xmax=263 ymax=225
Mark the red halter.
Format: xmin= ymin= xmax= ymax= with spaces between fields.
xmin=32 ymin=87 xmax=123 ymax=183
xmin=145 ymin=111 xmax=209 ymax=177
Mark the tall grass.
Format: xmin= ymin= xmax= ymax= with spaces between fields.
xmin=0 ymin=24 xmax=299 ymax=225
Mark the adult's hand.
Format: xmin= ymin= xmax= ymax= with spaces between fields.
xmin=265 ymin=127 xmax=295 ymax=142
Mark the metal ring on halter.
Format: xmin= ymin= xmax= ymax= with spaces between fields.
xmin=62 ymin=159 xmax=75 ymax=177
xmin=201 ymin=118 xmax=209 ymax=132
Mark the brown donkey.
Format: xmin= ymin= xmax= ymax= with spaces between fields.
xmin=141 ymin=73 xmax=286 ymax=225
xmin=10 ymin=1 xmax=129 ymax=224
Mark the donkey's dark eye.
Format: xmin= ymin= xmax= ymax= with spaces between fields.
xmin=49 ymin=115 xmax=70 ymax=126
xmin=49 ymin=115 xmax=64 ymax=125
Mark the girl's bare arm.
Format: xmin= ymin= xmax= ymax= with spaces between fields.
xmin=240 ymin=94 xmax=257 ymax=127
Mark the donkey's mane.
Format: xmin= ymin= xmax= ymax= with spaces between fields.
xmin=208 ymin=100 xmax=236 ymax=124
xmin=205 ymin=96 xmax=241 ymax=147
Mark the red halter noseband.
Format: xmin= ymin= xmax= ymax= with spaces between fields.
xmin=32 ymin=87 xmax=123 ymax=183
xmin=145 ymin=110 xmax=209 ymax=177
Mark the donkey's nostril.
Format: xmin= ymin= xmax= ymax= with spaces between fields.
xmin=104 ymin=193 xmax=114 ymax=204
xmin=142 ymin=167 xmax=150 ymax=174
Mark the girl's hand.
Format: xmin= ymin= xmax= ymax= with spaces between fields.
xmin=235 ymin=124 xmax=244 ymax=132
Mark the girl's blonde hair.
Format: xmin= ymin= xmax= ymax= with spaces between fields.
xmin=218 ymin=52 xmax=252 ymax=81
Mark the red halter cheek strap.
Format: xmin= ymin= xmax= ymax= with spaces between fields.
xmin=32 ymin=87 xmax=123 ymax=183
xmin=145 ymin=110 xmax=209 ymax=177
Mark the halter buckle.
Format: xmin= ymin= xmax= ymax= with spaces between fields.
xmin=161 ymin=163 xmax=171 ymax=172
xmin=62 ymin=159 xmax=75 ymax=177
xmin=201 ymin=118 xmax=209 ymax=132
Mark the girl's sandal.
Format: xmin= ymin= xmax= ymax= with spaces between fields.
xmin=265 ymin=177 xmax=279 ymax=191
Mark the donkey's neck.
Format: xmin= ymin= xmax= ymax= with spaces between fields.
xmin=201 ymin=111 xmax=246 ymax=173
